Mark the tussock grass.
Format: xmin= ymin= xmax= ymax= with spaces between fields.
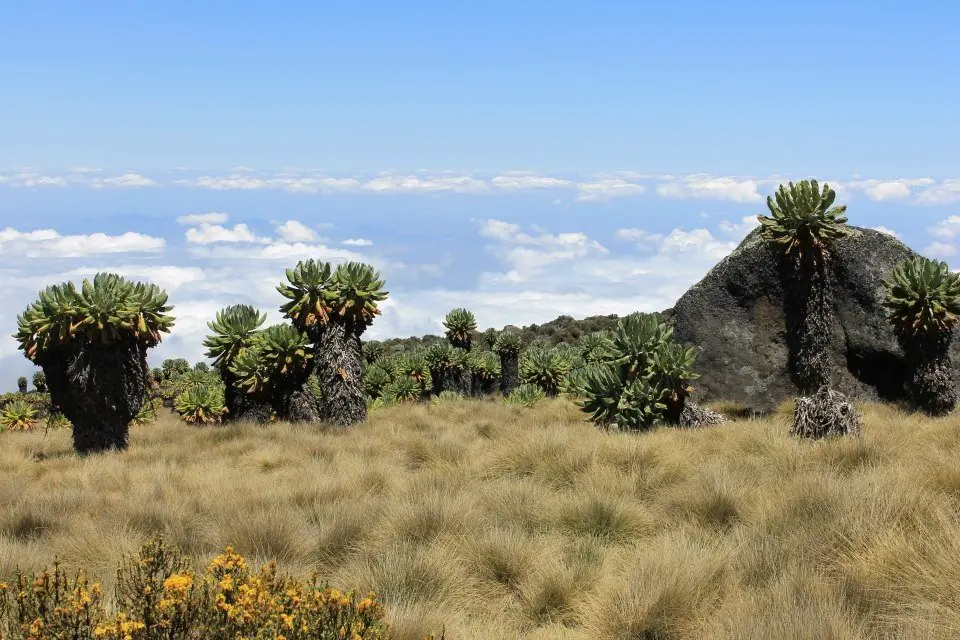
xmin=3 ymin=399 xmax=960 ymax=637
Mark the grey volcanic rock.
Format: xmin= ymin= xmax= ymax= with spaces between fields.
xmin=671 ymin=226 xmax=947 ymax=411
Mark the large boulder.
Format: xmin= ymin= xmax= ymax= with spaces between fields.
xmin=670 ymin=226 xmax=951 ymax=411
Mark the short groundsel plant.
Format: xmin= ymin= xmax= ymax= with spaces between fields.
xmin=174 ymin=385 xmax=227 ymax=425
xmin=45 ymin=411 xmax=72 ymax=430
xmin=0 ymin=535 xmax=417 ymax=639
xmin=0 ymin=399 xmax=38 ymax=431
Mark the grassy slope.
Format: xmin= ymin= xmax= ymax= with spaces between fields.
xmin=2 ymin=401 xmax=960 ymax=639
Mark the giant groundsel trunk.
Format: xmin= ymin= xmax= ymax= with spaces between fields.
xmin=316 ymin=321 xmax=366 ymax=426
xmin=900 ymin=331 xmax=958 ymax=416
xmin=499 ymin=352 xmax=519 ymax=396
xmin=782 ymin=252 xmax=835 ymax=394
xmin=41 ymin=339 xmax=148 ymax=454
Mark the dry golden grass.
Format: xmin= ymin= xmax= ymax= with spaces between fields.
xmin=3 ymin=399 xmax=960 ymax=638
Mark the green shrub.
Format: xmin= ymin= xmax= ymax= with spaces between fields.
xmin=363 ymin=364 xmax=393 ymax=399
xmin=577 ymin=313 xmax=699 ymax=430
xmin=519 ymin=347 xmax=572 ymax=397
xmin=0 ymin=536 xmax=393 ymax=639
xmin=174 ymin=385 xmax=227 ymax=425
xmin=430 ymin=391 xmax=462 ymax=407
xmin=45 ymin=412 xmax=72 ymax=430
xmin=0 ymin=392 xmax=51 ymax=419
xmin=0 ymin=400 xmax=38 ymax=431
xmin=32 ymin=371 xmax=46 ymax=393
xmin=504 ymin=384 xmax=546 ymax=408
xmin=382 ymin=375 xmax=421 ymax=403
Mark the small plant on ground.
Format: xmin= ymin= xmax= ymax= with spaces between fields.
xmin=504 ymin=383 xmax=546 ymax=408
xmin=131 ymin=396 xmax=159 ymax=426
xmin=0 ymin=400 xmax=38 ymax=431
xmin=577 ymin=312 xmax=699 ymax=430
xmin=430 ymin=390 xmax=462 ymax=407
xmin=45 ymin=411 xmax=72 ymax=430
xmin=174 ymin=385 xmax=227 ymax=424
xmin=363 ymin=364 xmax=393 ymax=400
xmin=382 ymin=375 xmax=422 ymax=403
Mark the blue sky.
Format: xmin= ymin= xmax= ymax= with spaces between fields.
xmin=2 ymin=2 xmax=959 ymax=388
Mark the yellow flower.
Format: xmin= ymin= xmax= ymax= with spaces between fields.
xmin=163 ymin=572 xmax=193 ymax=596
xmin=280 ymin=613 xmax=295 ymax=630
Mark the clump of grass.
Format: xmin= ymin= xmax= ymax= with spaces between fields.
xmin=578 ymin=534 xmax=731 ymax=638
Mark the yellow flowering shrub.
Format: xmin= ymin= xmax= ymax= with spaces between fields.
xmin=0 ymin=536 xmax=408 ymax=640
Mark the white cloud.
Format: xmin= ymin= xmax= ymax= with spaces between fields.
xmin=343 ymin=238 xmax=374 ymax=246
xmin=275 ymin=220 xmax=318 ymax=242
xmin=924 ymin=242 xmax=957 ymax=258
xmin=177 ymin=175 xmax=270 ymax=190
xmin=717 ymin=215 xmax=761 ymax=237
xmin=175 ymin=174 xmax=361 ymax=194
xmin=247 ymin=242 xmax=364 ymax=262
xmin=89 ymin=172 xmax=157 ymax=188
xmin=479 ymin=220 xmax=531 ymax=243
xmin=176 ymin=212 xmax=230 ymax=226
xmin=576 ymin=178 xmax=646 ymax=202
xmin=478 ymin=219 xmax=610 ymax=283
xmin=659 ymin=228 xmax=737 ymax=262
xmin=0 ymin=171 xmax=69 ymax=187
xmin=0 ymin=228 xmax=164 ymax=257
xmin=362 ymin=175 xmax=489 ymax=194
xmin=614 ymin=228 xmax=665 ymax=249
xmin=929 ymin=216 xmax=960 ymax=239
xmin=274 ymin=177 xmax=361 ymax=194
xmin=59 ymin=265 xmax=208 ymax=293
xmin=916 ymin=180 xmax=960 ymax=206
xmin=185 ymin=223 xmax=268 ymax=245
xmin=846 ymin=178 xmax=935 ymax=202
xmin=656 ymin=175 xmax=763 ymax=203
xmin=26 ymin=176 xmax=68 ymax=187
xmin=187 ymin=242 xmax=365 ymax=263
xmin=491 ymin=173 xmax=571 ymax=190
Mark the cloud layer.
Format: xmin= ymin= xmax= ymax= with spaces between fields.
xmin=3 ymin=167 xmax=958 ymax=206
